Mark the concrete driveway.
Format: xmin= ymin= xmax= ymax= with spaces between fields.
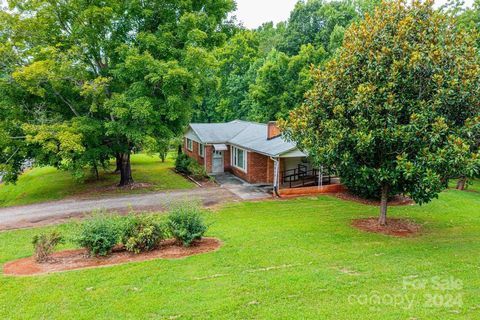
xmin=214 ymin=173 xmax=272 ymax=200
xmin=0 ymin=187 xmax=238 ymax=231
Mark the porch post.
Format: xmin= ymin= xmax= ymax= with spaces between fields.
xmin=272 ymin=157 xmax=280 ymax=197
xmin=318 ymin=165 xmax=323 ymax=188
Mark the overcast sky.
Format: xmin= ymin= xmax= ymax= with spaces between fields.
xmin=233 ymin=0 xmax=476 ymax=29
xmin=0 ymin=0 xmax=476 ymax=29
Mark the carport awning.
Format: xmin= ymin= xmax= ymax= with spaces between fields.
xmin=213 ymin=144 xmax=228 ymax=151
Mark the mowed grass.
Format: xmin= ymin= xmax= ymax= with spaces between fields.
xmin=0 ymin=190 xmax=479 ymax=319
xmin=465 ymin=179 xmax=479 ymax=192
xmin=0 ymin=153 xmax=193 ymax=208
xmin=448 ymin=178 xmax=480 ymax=192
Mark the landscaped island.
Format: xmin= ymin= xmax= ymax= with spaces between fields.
xmin=5 ymin=203 xmax=216 ymax=276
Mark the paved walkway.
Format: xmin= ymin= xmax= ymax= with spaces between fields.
xmin=0 ymin=187 xmax=238 ymax=231
xmin=213 ymin=173 xmax=272 ymax=200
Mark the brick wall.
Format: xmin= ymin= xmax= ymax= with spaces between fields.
xmin=183 ymin=138 xmax=206 ymax=168
xmin=224 ymin=145 xmax=231 ymax=171
xmin=246 ymin=152 xmax=269 ymax=183
xmin=229 ymin=150 xmax=284 ymax=184
xmin=205 ymin=145 xmax=213 ymax=173
xmin=184 ymin=138 xmax=285 ymax=184
xmin=279 ymin=184 xmax=346 ymax=197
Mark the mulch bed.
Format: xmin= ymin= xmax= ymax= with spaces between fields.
xmin=336 ymin=192 xmax=414 ymax=206
xmin=351 ymin=218 xmax=421 ymax=237
xmin=3 ymin=238 xmax=222 ymax=276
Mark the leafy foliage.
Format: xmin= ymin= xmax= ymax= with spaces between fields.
xmin=32 ymin=232 xmax=64 ymax=263
xmin=121 ymin=214 xmax=165 ymax=254
xmin=157 ymin=139 xmax=171 ymax=163
xmin=284 ymin=0 xmax=480 ymax=222
xmin=175 ymin=153 xmax=207 ymax=179
xmin=248 ymin=45 xmax=327 ymax=121
xmin=175 ymin=153 xmax=194 ymax=175
xmin=277 ymin=0 xmax=362 ymax=56
xmin=196 ymin=0 xmax=377 ymax=123
xmin=76 ymin=213 xmax=122 ymax=257
xmin=0 ymin=0 xmax=235 ymax=185
xmin=188 ymin=163 xmax=207 ymax=180
xmin=167 ymin=203 xmax=208 ymax=247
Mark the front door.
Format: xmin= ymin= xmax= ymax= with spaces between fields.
xmin=212 ymin=151 xmax=224 ymax=173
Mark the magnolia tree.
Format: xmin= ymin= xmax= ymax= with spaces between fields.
xmin=283 ymin=0 xmax=480 ymax=225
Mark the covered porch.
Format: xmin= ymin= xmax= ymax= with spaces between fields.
xmin=281 ymin=164 xmax=333 ymax=189
xmin=270 ymin=154 xmax=343 ymax=197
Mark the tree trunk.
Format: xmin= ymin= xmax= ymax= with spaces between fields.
xmin=379 ymin=183 xmax=389 ymax=226
xmin=114 ymin=153 xmax=121 ymax=174
xmin=93 ymin=163 xmax=99 ymax=180
xmin=456 ymin=177 xmax=467 ymax=190
xmin=118 ymin=152 xmax=134 ymax=187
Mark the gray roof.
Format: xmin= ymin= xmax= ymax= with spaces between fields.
xmin=189 ymin=121 xmax=249 ymax=143
xmin=188 ymin=120 xmax=305 ymax=157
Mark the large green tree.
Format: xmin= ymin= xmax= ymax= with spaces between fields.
xmin=0 ymin=0 xmax=234 ymax=186
xmin=0 ymin=9 xmax=33 ymax=183
xmin=245 ymin=0 xmax=379 ymax=122
xmin=454 ymin=0 xmax=480 ymax=189
xmin=208 ymin=29 xmax=261 ymax=122
xmin=248 ymin=44 xmax=327 ymax=121
xmin=277 ymin=0 xmax=370 ymax=56
xmin=195 ymin=0 xmax=377 ymax=123
xmin=284 ymin=0 xmax=480 ymax=225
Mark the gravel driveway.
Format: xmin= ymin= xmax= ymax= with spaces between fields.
xmin=0 ymin=187 xmax=238 ymax=231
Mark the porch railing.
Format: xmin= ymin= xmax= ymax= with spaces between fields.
xmin=281 ymin=165 xmax=331 ymax=188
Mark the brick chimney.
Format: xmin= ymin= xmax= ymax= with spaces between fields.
xmin=267 ymin=121 xmax=281 ymax=140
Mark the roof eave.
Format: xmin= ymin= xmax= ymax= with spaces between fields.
xmin=187 ymin=125 xmax=205 ymax=144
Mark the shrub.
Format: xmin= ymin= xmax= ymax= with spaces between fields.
xmin=187 ymin=161 xmax=207 ymax=180
xmin=121 ymin=214 xmax=165 ymax=254
xmin=175 ymin=153 xmax=193 ymax=174
xmin=76 ymin=214 xmax=122 ymax=257
xmin=175 ymin=153 xmax=207 ymax=179
xmin=167 ymin=203 xmax=207 ymax=247
xmin=32 ymin=232 xmax=64 ymax=263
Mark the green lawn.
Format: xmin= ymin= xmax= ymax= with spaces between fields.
xmin=0 ymin=153 xmax=194 ymax=208
xmin=465 ymin=179 xmax=479 ymax=192
xmin=448 ymin=178 xmax=480 ymax=192
xmin=1 ymin=190 xmax=479 ymax=319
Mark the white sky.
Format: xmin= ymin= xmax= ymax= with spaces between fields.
xmin=0 ymin=0 xmax=476 ymax=29
xmin=232 ymin=0 xmax=299 ymax=28
xmin=233 ymin=0 xmax=476 ymax=29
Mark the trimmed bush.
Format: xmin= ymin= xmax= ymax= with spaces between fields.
xmin=167 ymin=203 xmax=207 ymax=247
xmin=76 ymin=214 xmax=122 ymax=257
xmin=121 ymin=214 xmax=165 ymax=254
xmin=32 ymin=232 xmax=64 ymax=263
xmin=175 ymin=153 xmax=192 ymax=174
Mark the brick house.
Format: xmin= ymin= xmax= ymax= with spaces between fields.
xmin=183 ymin=120 xmax=329 ymax=192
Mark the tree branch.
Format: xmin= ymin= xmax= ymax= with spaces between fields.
xmin=51 ymin=88 xmax=80 ymax=117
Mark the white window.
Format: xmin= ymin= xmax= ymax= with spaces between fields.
xmin=186 ymin=138 xmax=193 ymax=151
xmin=231 ymin=146 xmax=247 ymax=172
xmin=198 ymin=143 xmax=205 ymax=158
